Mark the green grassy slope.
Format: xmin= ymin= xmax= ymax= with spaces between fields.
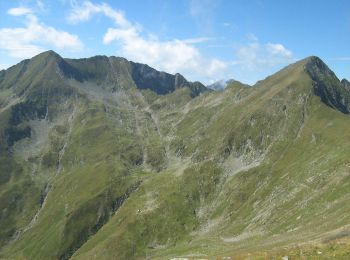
xmin=1 ymin=52 xmax=350 ymax=259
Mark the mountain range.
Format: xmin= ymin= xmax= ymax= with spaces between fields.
xmin=1 ymin=51 xmax=350 ymax=259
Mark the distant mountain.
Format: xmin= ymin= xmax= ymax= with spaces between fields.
xmin=1 ymin=51 xmax=350 ymax=259
xmin=207 ymin=79 xmax=227 ymax=90
xmin=207 ymin=79 xmax=249 ymax=91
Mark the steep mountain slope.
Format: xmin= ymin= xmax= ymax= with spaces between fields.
xmin=342 ymin=78 xmax=350 ymax=91
xmin=1 ymin=51 xmax=350 ymax=259
xmin=306 ymin=56 xmax=350 ymax=114
xmin=0 ymin=51 xmax=207 ymax=259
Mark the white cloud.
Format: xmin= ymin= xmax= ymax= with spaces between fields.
xmin=0 ymin=6 xmax=83 ymax=59
xmin=206 ymin=59 xmax=228 ymax=76
xmin=68 ymin=1 xmax=228 ymax=82
xmin=234 ymin=35 xmax=294 ymax=71
xmin=67 ymin=1 xmax=130 ymax=27
xmin=266 ymin=43 xmax=292 ymax=58
xmin=236 ymin=42 xmax=258 ymax=68
xmin=7 ymin=7 xmax=33 ymax=16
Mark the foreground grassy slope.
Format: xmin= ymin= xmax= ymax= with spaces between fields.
xmin=1 ymin=52 xmax=350 ymax=259
xmin=58 ymin=58 xmax=349 ymax=259
xmin=62 ymin=57 xmax=350 ymax=259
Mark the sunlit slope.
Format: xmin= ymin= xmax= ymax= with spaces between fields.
xmin=1 ymin=52 xmax=350 ymax=259
xmin=71 ymin=58 xmax=350 ymax=259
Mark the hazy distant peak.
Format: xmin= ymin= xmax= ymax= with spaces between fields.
xmin=207 ymin=79 xmax=248 ymax=91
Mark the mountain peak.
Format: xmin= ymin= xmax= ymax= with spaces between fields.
xmin=304 ymin=55 xmax=323 ymax=63
xmin=301 ymin=56 xmax=350 ymax=114
xmin=34 ymin=50 xmax=62 ymax=60
xmin=303 ymin=56 xmax=332 ymax=75
xmin=303 ymin=56 xmax=335 ymax=80
xmin=207 ymin=79 xmax=248 ymax=91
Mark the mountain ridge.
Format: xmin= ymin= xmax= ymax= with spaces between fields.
xmin=1 ymin=51 xmax=350 ymax=259
xmin=44 ymin=50 xmax=208 ymax=96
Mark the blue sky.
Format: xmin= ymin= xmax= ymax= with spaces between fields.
xmin=0 ymin=0 xmax=349 ymax=84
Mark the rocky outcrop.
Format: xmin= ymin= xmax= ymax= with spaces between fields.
xmin=305 ymin=56 xmax=350 ymax=114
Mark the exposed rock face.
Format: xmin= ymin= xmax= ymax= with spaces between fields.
xmin=342 ymin=78 xmax=350 ymax=91
xmin=305 ymin=56 xmax=350 ymax=114
xmin=57 ymin=51 xmax=208 ymax=96
xmin=130 ymin=62 xmax=207 ymax=96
